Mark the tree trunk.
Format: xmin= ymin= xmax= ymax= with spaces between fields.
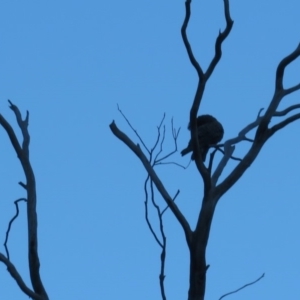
xmin=188 ymin=196 xmax=217 ymax=300
xmin=188 ymin=244 xmax=207 ymax=300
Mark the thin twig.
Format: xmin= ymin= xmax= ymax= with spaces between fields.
xmin=219 ymin=273 xmax=265 ymax=300
xmin=161 ymin=190 xmax=180 ymax=216
xmin=117 ymin=104 xmax=151 ymax=154
xmin=144 ymin=176 xmax=163 ymax=248
xmin=149 ymin=180 xmax=167 ymax=300
xmin=4 ymin=198 xmax=27 ymax=260
xmin=155 ymin=118 xmax=181 ymax=163
xmin=152 ymin=114 xmax=166 ymax=159
xmin=155 ymin=161 xmax=187 ymax=169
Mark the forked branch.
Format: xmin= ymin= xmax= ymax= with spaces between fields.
xmin=110 ymin=121 xmax=192 ymax=247
xmin=0 ymin=101 xmax=48 ymax=299
xmin=215 ymin=43 xmax=300 ymax=200
xmin=276 ymin=43 xmax=300 ymax=91
xmin=0 ymin=254 xmax=44 ymax=300
xmin=181 ymin=0 xmax=233 ymax=190
xmin=144 ymin=176 xmax=167 ymax=300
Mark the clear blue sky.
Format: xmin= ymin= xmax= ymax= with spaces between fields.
xmin=1 ymin=0 xmax=300 ymax=299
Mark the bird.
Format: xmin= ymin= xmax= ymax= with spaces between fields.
xmin=181 ymin=115 xmax=224 ymax=161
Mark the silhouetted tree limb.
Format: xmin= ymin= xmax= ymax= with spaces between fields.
xmin=110 ymin=121 xmax=192 ymax=248
xmin=117 ymin=104 xmax=151 ymax=154
xmin=0 ymin=254 xmax=44 ymax=300
xmin=181 ymin=0 xmax=233 ymax=192
xmin=144 ymin=177 xmax=164 ymax=248
xmin=219 ymin=273 xmax=265 ymax=300
xmin=270 ymin=113 xmax=300 ymax=135
xmin=112 ymin=112 xmax=182 ymax=300
xmin=274 ymin=104 xmax=300 ymax=116
xmin=216 ymin=44 xmax=300 ymax=198
xmin=144 ymin=176 xmax=167 ymax=300
xmin=110 ymin=1 xmax=300 ymax=300
xmin=276 ymin=43 xmax=300 ymax=91
xmin=212 ymin=109 xmax=263 ymax=186
xmin=180 ymin=1 xmax=234 ymax=298
xmin=0 ymin=100 xmax=48 ymax=299
xmin=4 ymin=198 xmax=27 ymax=260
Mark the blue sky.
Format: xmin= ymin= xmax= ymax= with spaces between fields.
xmin=0 ymin=0 xmax=300 ymax=299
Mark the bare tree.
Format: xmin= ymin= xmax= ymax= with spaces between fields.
xmin=110 ymin=1 xmax=300 ymax=299
xmin=0 ymin=101 xmax=49 ymax=300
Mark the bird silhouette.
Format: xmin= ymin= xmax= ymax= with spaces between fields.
xmin=181 ymin=115 xmax=224 ymax=161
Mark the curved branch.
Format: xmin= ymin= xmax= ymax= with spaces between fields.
xmin=110 ymin=121 xmax=192 ymax=247
xmin=269 ymin=112 xmax=300 ymax=136
xmin=181 ymin=0 xmax=204 ymax=80
xmin=0 ymin=253 xmax=44 ymax=300
xmin=1 ymin=101 xmax=48 ymax=299
xmin=8 ymin=100 xmax=30 ymax=157
xmin=258 ymin=45 xmax=300 ymax=135
xmin=276 ymin=43 xmax=300 ymax=91
xmin=219 ymin=273 xmax=264 ymax=300
xmin=181 ymin=0 xmax=233 ymax=191
xmin=206 ymin=0 xmax=234 ymax=80
xmin=149 ymin=179 xmax=167 ymax=300
xmin=274 ymin=104 xmax=300 ymax=116
xmin=284 ymin=82 xmax=300 ymax=95
xmin=4 ymin=198 xmax=27 ymax=260
xmin=0 ymin=114 xmax=23 ymax=159
xmin=144 ymin=177 xmax=163 ymax=248
xmin=212 ymin=111 xmax=263 ymax=185
xmin=117 ymin=105 xmax=151 ymax=154
xmin=215 ymin=42 xmax=300 ymax=199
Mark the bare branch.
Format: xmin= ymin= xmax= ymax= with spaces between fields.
xmin=153 ymin=118 xmax=166 ymax=163
xmin=181 ymin=0 xmax=233 ymax=190
xmin=155 ymin=118 xmax=181 ymax=164
xmin=155 ymin=161 xmax=187 ymax=169
xmin=219 ymin=273 xmax=265 ymax=300
xmin=117 ymin=104 xmax=151 ymax=154
xmin=284 ymin=82 xmax=300 ymax=95
xmin=4 ymin=198 xmax=27 ymax=260
xmin=144 ymin=177 xmax=163 ymax=248
xmin=258 ymin=44 xmax=300 ymax=131
xmin=276 ymin=43 xmax=300 ymax=91
xmin=8 ymin=100 xmax=30 ymax=157
xmin=206 ymin=0 xmax=234 ymax=80
xmin=212 ymin=146 xmax=242 ymax=162
xmin=18 ymin=182 xmax=27 ymax=190
xmin=207 ymin=145 xmax=241 ymax=176
xmin=181 ymin=0 xmax=204 ymax=80
xmin=0 ymin=112 xmax=23 ymax=159
xmin=0 ymin=101 xmax=48 ymax=299
xmin=110 ymin=121 xmax=192 ymax=247
xmin=270 ymin=112 xmax=300 ymax=135
xmin=213 ymin=42 xmax=300 ymax=196
xmin=212 ymin=111 xmax=263 ymax=186
xmin=161 ymin=190 xmax=180 ymax=216
xmin=117 ymin=111 xmax=181 ymax=297
xmin=144 ymin=172 xmax=168 ymax=300
xmin=0 ymin=253 xmax=44 ymax=300
xmin=149 ymin=180 xmax=167 ymax=300
xmin=274 ymin=104 xmax=300 ymax=116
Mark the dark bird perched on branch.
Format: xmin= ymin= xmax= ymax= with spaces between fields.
xmin=181 ymin=115 xmax=224 ymax=161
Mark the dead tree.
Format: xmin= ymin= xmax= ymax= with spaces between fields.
xmin=110 ymin=0 xmax=300 ymax=299
xmin=0 ymin=101 xmax=49 ymax=300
